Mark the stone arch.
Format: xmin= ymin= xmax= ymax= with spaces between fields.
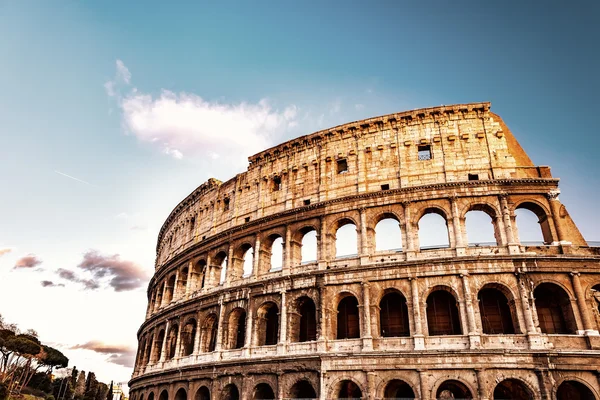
xmin=259 ymin=232 xmax=284 ymax=274
xmin=534 ymin=282 xmax=577 ymax=334
xmin=256 ymin=301 xmax=279 ymax=346
xmin=180 ymin=318 xmax=197 ymax=356
xmin=147 ymin=392 xmax=155 ymax=400
xmin=417 ymin=207 xmax=451 ymax=250
xmin=492 ymin=378 xmax=534 ymax=400
xmin=382 ymin=379 xmax=416 ymax=399
xmin=193 ymin=259 xmax=207 ymax=291
xmin=174 ymin=388 xmax=186 ymax=400
xmin=426 ymin=286 xmax=462 ymax=336
xmin=195 ymin=386 xmax=210 ymax=400
xmin=555 ymin=378 xmax=598 ymax=400
xmin=290 ymin=295 xmax=317 ymax=343
xmin=434 ymin=379 xmax=474 ymax=399
xmin=513 ymin=200 xmax=553 ymax=244
xmin=153 ymin=329 xmax=165 ymax=362
xmin=212 ymin=250 xmax=228 ymax=286
xmin=292 ymin=225 xmax=318 ymax=265
xmin=221 ymin=383 xmax=239 ymax=400
xmin=226 ymin=307 xmax=247 ymax=349
xmin=252 ymin=383 xmax=275 ymax=400
xmin=143 ymin=333 xmax=153 ymax=365
xmin=464 ymin=202 xmax=501 ymax=246
xmin=374 ymin=212 xmax=403 ymax=252
xmin=154 ymin=284 xmax=164 ymax=310
xmin=333 ymin=217 xmax=358 ymax=258
xmin=379 ymin=289 xmax=410 ymax=337
xmin=159 ymin=390 xmax=168 ymax=400
xmin=232 ymin=242 xmax=254 ymax=279
xmin=330 ymin=378 xmax=364 ymax=399
xmin=166 ymin=323 xmax=179 ymax=359
xmin=200 ymin=313 xmax=218 ymax=352
xmin=164 ymin=274 xmax=176 ymax=304
xmin=478 ymin=283 xmax=518 ymax=334
xmin=289 ymin=379 xmax=317 ymax=399
xmin=336 ymin=293 xmax=361 ymax=339
xmin=177 ymin=265 xmax=189 ymax=298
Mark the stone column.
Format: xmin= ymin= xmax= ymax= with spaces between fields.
xmin=161 ymin=281 xmax=169 ymax=307
xmin=227 ymin=244 xmax=234 ymax=283
xmin=193 ymin=316 xmax=202 ymax=355
xmin=148 ymin=328 xmax=157 ymax=364
xmin=517 ymin=273 xmax=543 ymax=349
xmin=185 ymin=261 xmax=193 ymax=297
xmin=253 ymin=235 xmax=261 ymax=276
xmin=244 ymin=294 xmax=254 ymax=356
xmin=317 ymin=218 xmax=327 ymax=269
xmin=317 ymin=284 xmax=328 ymax=352
xmin=159 ymin=320 xmax=170 ymax=362
xmin=319 ymin=371 xmax=327 ymax=400
xmin=475 ymin=369 xmax=488 ymax=400
xmin=215 ymin=299 xmax=225 ymax=353
xmin=277 ymin=373 xmax=285 ymax=400
xmin=535 ymin=369 xmax=551 ymax=400
xmin=284 ymin=225 xmax=292 ymax=275
xmin=451 ymin=197 xmax=466 ymax=256
xmin=410 ymin=277 xmax=425 ymax=350
xmin=547 ymin=191 xmax=567 ymax=243
xmin=571 ymin=272 xmax=598 ymax=335
xmin=418 ymin=370 xmax=430 ymax=400
xmin=359 ymin=208 xmax=369 ymax=264
xmin=366 ymin=371 xmax=376 ymax=400
xmin=174 ymin=321 xmax=182 ymax=358
xmin=403 ymin=202 xmax=416 ymax=260
xmin=461 ymin=273 xmax=481 ymax=348
xmin=361 ymin=281 xmax=373 ymax=350
xmin=499 ymin=194 xmax=520 ymax=254
xmin=173 ymin=269 xmax=180 ymax=300
xmin=278 ymin=290 xmax=288 ymax=354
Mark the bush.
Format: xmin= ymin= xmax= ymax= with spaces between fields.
xmin=0 ymin=382 xmax=8 ymax=400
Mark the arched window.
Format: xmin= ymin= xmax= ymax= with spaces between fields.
xmin=534 ymin=283 xmax=577 ymax=334
xmin=493 ymin=379 xmax=532 ymax=400
xmin=515 ymin=202 xmax=552 ymax=244
xmin=178 ymin=267 xmax=188 ymax=297
xmin=164 ymin=275 xmax=176 ymax=303
xmin=181 ymin=319 xmax=197 ymax=356
xmin=379 ymin=291 xmax=410 ymax=337
xmin=270 ymin=236 xmax=284 ymax=271
xmin=298 ymin=297 xmax=317 ymax=342
xmin=143 ymin=334 xmax=153 ymax=365
xmin=159 ymin=390 xmax=168 ymax=400
xmin=227 ymin=308 xmax=247 ymax=349
xmin=289 ymin=380 xmax=317 ymax=400
xmin=465 ymin=209 xmax=498 ymax=246
xmin=337 ymin=295 xmax=360 ymax=339
xmin=426 ymin=290 xmax=462 ymax=336
xmin=436 ymin=380 xmax=472 ymax=399
xmin=418 ymin=209 xmax=450 ymax=249
xmin=167 ymin=324 xmax=179 ymax=359
xmin=153 ymin=330 xmax=165 ymax=362
xmin=222 ymin=384 xmax=239 ymax=400
xmin=335 ymin=221 xmax=358 ymax=258
xmin=384 ymin=380 xmax=415 ymax=399
xmin=593 ymin=284 xmax=600 ymax=315
xmin=195 ymin=386 xmax=210 ymax=400
xmin=154 ymin=286 xmax=163 ymax=311
xmin=337 ymin=380 xmax=362 ymax=399
xmin=375 ymin=217 xmax=403 ymax=252
xmin=556 ymin=380 xmax=595 ymax=400
xmin=478 ymin=288 xmax=515 ymax=334
xmin=194 ymin=260 xmax=207 ymax=291
xmin=147 ymin=393 xmax=154 ymax=400
xmin=217 ymin=253 xmax=228 ymax=285
xmin=200 ymin=313 xmax=218 ymax=353
xmin=174 ymin=388 xmax=186 ymax=400
xmin=253 ymin=383 xmax=275 ymax=400
xmin=301 ymin=228 xmax=318 ymax=263
xmin=241 ymin=245 xmax=254 ymax=277
xmin=257 ymin=302 xmax=279 ymax=346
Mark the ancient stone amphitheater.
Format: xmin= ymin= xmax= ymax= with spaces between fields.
xmin=129 ymin=102 xmax=600 ymax=400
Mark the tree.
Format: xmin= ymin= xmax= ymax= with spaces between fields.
xmin=83 ymin=372 xmax=98 ymax=400
xmin=71 ymin=366 xmax=79 ymax=388
xmin=106 ymin=381 xmax=113 ymax=400
xmin=74 ymin=371 xmax=86 ymax=399
xmin=95 ymin=383 xmax=108 ymax=400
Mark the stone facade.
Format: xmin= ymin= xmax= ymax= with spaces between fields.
xmin=129 ymin=103 xmax=600 ymax=400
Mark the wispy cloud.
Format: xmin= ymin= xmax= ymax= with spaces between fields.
xmin=41 ymin=280 xmax=65 ymax=288
xmin=56 ymin=268 xmax=99 ymax=290
xmin=71 ymin=340 xmax=136 ymax=368
xmin=0 ymin=248 xmax=12 ymax=257
xmin=54 ymin=170 xmax=92 ymax=186
xmin=77 ymin=250 xmax=148 ymax=292
xmin=14 ymin=255 xmax=42 ymax=270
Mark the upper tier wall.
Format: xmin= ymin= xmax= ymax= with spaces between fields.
xmin=155 ymin=102 xmax=549 ymax=267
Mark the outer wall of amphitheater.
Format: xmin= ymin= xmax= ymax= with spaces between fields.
xmin=129 ymin=102 xmax=600 ymax=400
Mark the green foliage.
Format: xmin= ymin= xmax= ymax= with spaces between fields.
xmin=40 ymin=346 xmax=68 ymax=370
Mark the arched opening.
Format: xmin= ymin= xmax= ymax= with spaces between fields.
xmin=436 ymin=380 xmax=472 ymax=399
xmin=240 ymin=244 xmax=254 ymax=278
xmin=164 ymin=275 xmax=176 ymax=303
xmin=181 ymin=319 xmax=197 ymax=356
xmin=147 ymin=393 xmax=154 ymax=400
xmin=534 ymin=283 xmax=577 ymax=334
xmin=592 ymin=284 xmax=600 ymax=315
xmin=219 ymin=255 xmax=228 ymax=285
xmin=335 ymin=221 xmax=358 ymax=258
xmin=289 ymin=380 xmax=317 ymax=399
xmin=270 ymin=236 xmax=284 ymax=271
xmin=257 ymin=302 xmax=279 ymax=346
xmin=379 ymin=291 xmax=410 ymax=337
xmin=426 ymin=290 xmax=462 ymax=336
xmin=144 ymin=334 xmax=153 ymax=365
xmin=301 ymin=228 xmax=318 ymax=263
xmin=174 ymin=388 xmax=186 ymax=400
xmin=154 ymin=330 xmax=165 ymax=362
xmin=227 ymin=308 xmax=247 ymax=349
xmin=221 ymin=384 xmax=239 ymax=400
xmin=465 ymin=209 xmax=498 ymax=246
xmin=478 ymin=287 xmax=515 ymax=334
xmin=200 ymin=313 xmax=218 ymax=352
xmin=337 ymin=295 xmax=360 ymax=339
xmin=252 ymin=383 xmax=275 ymax=400
xmin=418 ymin=209 xmax=450 ymax=249
xmin=375 ymin=217 xmax=403 ymax=252
xmin=194 ymin=260 xmax=207 ymax=290
xmin=298 ymin=297 xmax=317 ymax=342
xmin=195 ymin=386 xmax=210 ymax=400
xmin=178 ymin=267 xmax=189 ymax=297
xmin=337 ymin=380 xmax=362 ymax=399
xmin=556 ymin=380 xmax=595 ymax=400
xmin=159 ymin=390 xmax=168 ymax=400
xmin=515 ymin=202 xmax=552 ymax=244
xmin=493 ymin=379 xmax=532 ymax=400
xmin=167 ymin=324 xmax=179 ymax=359
xmin=154 ymin=286 xmax=163 ymax=310
xmin=383 ymin=379 xmax=415 ymax=399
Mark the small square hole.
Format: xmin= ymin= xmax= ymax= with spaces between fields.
xmin=418 ymin=145 xmax=432 ymax=160
xmin=337 ymin=159 xmax=348 ymax=174
xmin=468 ymin=173 xmax=479 ymax=181
xmin=303 ymin=199 xmax=311 ymax=206
xmin=381 ymin=184 xmax=390 ymax=190
xmin=202 ymin=236 xmax=206 ymax=240
xmin=244 ymin=217 xmax=250 ymax=223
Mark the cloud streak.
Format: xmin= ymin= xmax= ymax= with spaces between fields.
xmin=77 ymin=250 xmax=148 ymax=292
xmin=54 ymin=170 xmax=92 ymax=186
xmin=14 ymin=255 xmax=42 ymax=270
xmin=56 ymin=268 xmax=100 ymax=290
xmin=41 ymin=280 xmax=65 ymax=288
xmin=71 ymin=340 xmax=136 ymax=368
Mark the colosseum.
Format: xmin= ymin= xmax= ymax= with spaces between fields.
xmin=129 ymin=102 xmax=600 ymax=400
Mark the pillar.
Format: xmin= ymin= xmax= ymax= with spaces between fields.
xmin=359 ymin=208 xmax=369 ymax=264
xmin=571 ymin=272 xmax=598 ymax=335
xmin=284 ymin=225 xmax=291 ymax=275
xmin=517 ymin=273 xmax=543 ymax=349
xmin=499 ymin=194 xmax=520 ymax=254
xmin=174 ymin=322 xmax=182 ymax=358
xmin=227 ymin=244 xmax=234 ymax=282
xmin=410 ymin=278 xmax=425 ymax=350
xmin=535 ymin=369 xmax=551 ymax=400
xmin=403 ymin=202 xmax=416 ymax=259
xmin=366 ymin=371 xmax=376 ymax=400
xmin=244 ymin=294 xmax=254 ymax=355
xmin=475 ymin=369 xmax=487 ymax=400
xmin=193 ymin=316 xmax=202 ymax=355
xmin=215 ymin=299 xmax=225 ymax=352
xmin=185 ymin=261 xmax=193 ymax=297
xmin=461 ymin=273 xmax=481 ymax=348
xmin=547 ymin=191 xmax=567 ymax=242
xmin=361 ymin=281 xmax=373 ymax=350
xmin=317 ymin=218 xmax=327 ymax=269
xmin=419 ymin=370 xmax=430 ymax=400
xmin=451 ymin=197 xmax=466 ymax=256
xmin=253 ymin=235 xmax=260 ymax=276
xmin=317 ymin=284 xmax=328 ymax=352
xmin=159 ymin=320 xmax=170 ymax=362
xmin=278 ymin=290 xmax=288 ymax=354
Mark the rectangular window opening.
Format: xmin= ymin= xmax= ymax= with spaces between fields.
xmin=303 ymin=199 xmax=311 ymax=206
xmin=244 ymin=217 xmax=250 ymax=223
xmin=418 ymin=145 xmax=432 ymax=161
xmin=337 ymin=159 xmax=348 ymax=174
xmin=468 ymin=173 xmax=479 ymax=181
xmin=223 ymin=198 xmax=230 ymax=211
xmin=381 ymin=184 xmax=390 ymax=191
xmin=273 ymin=176 xmax=282 ymax=191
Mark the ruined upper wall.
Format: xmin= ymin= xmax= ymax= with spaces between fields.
xmin=155 ymin=102 xmax=552 ymax=266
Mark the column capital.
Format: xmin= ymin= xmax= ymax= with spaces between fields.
xmin=546 ymin=189 xmax=561 ymax=201
xmin=570 ymin=271 xmax=581 ymax=277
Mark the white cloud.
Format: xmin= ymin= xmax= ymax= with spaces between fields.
xmin=106 ymin=60 xmax=298 ymax=164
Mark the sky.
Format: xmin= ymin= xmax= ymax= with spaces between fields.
xmin=0 ymin=0 xmax=598 ymax=393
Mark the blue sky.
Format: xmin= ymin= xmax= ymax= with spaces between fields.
xmin=0 ymin=0 xmax=598 ymax=391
